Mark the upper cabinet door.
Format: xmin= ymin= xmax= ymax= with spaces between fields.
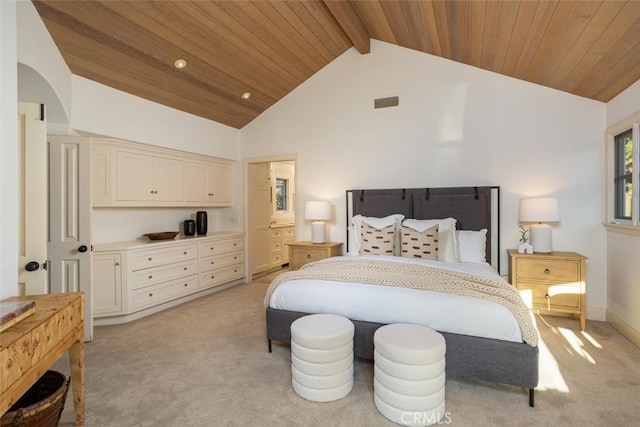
xmin=184 ymin=161 xmax=209 ymax=202
xmin=116 ymin=151 xmax=154 ymax=201
xmin=153 ymin=156 xmax=183 ymax=201
xmin=208 ymin=163 xmax=232 ymax=204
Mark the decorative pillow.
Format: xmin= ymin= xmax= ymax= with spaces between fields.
xmin=456 ymin=229 xmax=487 ymax=264
xmin=359 ymin=222 xmax=397 ymax=255
xmin=349 ymin=214 xmax=404 ymax=256
xmin=402 ymin=218 xmax=457 ymax=262
xmin=400 ymin=225 xmax=438 ymax=259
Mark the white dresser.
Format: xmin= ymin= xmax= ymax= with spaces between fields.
xmin=93 ymin=232 xmax=244 ymax=325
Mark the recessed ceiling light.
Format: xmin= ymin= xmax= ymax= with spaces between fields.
xmin=174 ymin=59 xmax=187 ymax=69
xmin=241 ymin=92 xmax=251 ymax=99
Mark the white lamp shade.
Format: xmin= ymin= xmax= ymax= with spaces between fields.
xmin=519 ymin=197 xmax=559 ymax=253
xmin=518 ymin=198 xmax=560 ymax=223
xmin=305 ymin=201 xmax=331 ymax=221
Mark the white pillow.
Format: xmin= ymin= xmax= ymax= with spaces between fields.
xmin=349 ymin=214 xmax=404 ymax=256
xmin=456 ymin=229 xmax=487 ymax=264
xmin=402 ymin=218 xmax=457 ymax=262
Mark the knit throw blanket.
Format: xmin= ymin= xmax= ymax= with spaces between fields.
xmin=264 ymin=258 xmax=538 ymax=347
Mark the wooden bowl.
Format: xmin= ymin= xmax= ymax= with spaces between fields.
xmin=143 ymin=231 xmax=179 ymax=241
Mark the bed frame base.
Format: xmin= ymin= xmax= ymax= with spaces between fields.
xmin=266 ymin=308 xmax=537 ymax=407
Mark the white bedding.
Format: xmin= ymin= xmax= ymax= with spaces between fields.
xmin=268 ymin=255 xmax=523 ymax=343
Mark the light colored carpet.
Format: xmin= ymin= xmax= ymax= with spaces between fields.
xmin=54 ymin=270 xmax=640 ymax=426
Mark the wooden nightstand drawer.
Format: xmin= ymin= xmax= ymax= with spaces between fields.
xmin=288 ymin=241 xmax=343 ymax=270
xmin=517 ymin=282 xmax=581 ymax=311
xmin=291 ymin=248 xmax=327 ymax=266
xmin=516 ymin=259 xmax=580 ymax=283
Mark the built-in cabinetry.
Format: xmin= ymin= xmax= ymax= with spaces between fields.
xmin=93 ymin=232 xmax=244 ymax=325
xmin=92 ymin=138 xmax=233 ymax=207
xmin=270 ymin=226 xmax=295 ymax=269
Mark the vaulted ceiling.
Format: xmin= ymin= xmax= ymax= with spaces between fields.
xmin=33 ymin=1 xmax=640 ymax=129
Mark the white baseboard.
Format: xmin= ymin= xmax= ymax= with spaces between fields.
xmin=94 ymin=279 xmax=244 ymax=326
xmin=606 ymin=310 xmax=640 ymax=349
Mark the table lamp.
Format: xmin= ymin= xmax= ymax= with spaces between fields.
xmin=518 ymin=197 xmax=560 ymax=253
xmin=305 ymin=201 xmax=331 ymax=244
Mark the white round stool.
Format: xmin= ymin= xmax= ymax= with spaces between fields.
xmin=290 ymin=314 xmax=355 ymax=402
xmin=373 ymin=323 xmax=446 ymax=427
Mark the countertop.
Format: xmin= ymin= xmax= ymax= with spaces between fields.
xmin=93 ymin=231 xmax=244 ymax=252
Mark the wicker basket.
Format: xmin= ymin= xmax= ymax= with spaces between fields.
xmin=1 ymin=371 xmax=70 ymax=427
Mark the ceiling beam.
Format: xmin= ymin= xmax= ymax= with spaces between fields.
xmin=323 ymin=0 xmax=370 ymax=54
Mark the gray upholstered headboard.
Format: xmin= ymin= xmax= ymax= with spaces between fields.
xmin=345 ymin=186 xmax=500 ymax=269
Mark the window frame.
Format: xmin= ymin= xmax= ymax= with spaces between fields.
xmin=605 ymin=112 xmax=640 ymax=235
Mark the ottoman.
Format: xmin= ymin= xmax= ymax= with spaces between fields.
xmin=373 ymin=323 xmax=446 ymax=427
xmin=290 ymin=314 xmax=355 ymax=402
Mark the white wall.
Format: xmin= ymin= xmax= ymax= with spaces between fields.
xmin=605 ymin=79 xmax=640 ymax=337
xmin=17 ymin=0 xmax=71 ymax=129
xmin=242 ymin=40 xmax=608 ymax=318
xmin=0 ymin=0 xmax=19 ymax=299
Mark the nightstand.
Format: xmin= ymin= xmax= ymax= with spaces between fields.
xmin=287 ymin=241 xmax=343 ymax=271
xmin=507 ymin=249 xmax=587 ymax=330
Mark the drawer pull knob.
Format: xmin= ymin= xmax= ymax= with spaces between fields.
xmin=210 ymin=247 xmax=214 ymax=250
xmin=114 ymin=262 xmax=120 ymax=266
xmin=184 ymin=283 xmax=188 ymax=287
xmin=544 ymin=268 xmax=550 ymax=274
xmin=148 ymin=257 xmax=152 ymax=261
xmin=545 ymin=293 xmax=550 ymax=299
xmin=211 ymin=275 xmax=215 ymax=279
xmin=211 ymin=261 xmax=215 ymax=265
xmin=183 ymin=251 xmax=187 ymax=255
xmin=149 ymin=293 xmax=153 ymax=297
xmin=184 ymin=267 xmax=188 ymax=271
xmin=148 ymin=275 xmax=153 ymax=279
xmin=307 ymin=254 xmax=311 ymax=259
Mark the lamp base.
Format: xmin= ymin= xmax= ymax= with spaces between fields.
xmin=530 ymin=224 xmax=552 ymax=253
xmin=311 ymin=222 xmax=326 ymax=244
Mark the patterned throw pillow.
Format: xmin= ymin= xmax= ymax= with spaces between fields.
xmin=359 ymin=222 xmax=396 ymax=255
xmin=400 ymin=224 xmax=439 ymax=259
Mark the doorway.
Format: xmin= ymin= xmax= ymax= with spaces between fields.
xmin=246 ymin=157 xmax=296 ymax=280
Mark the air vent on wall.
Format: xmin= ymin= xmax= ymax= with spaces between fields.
xmin=374 ymin=96 xmax=399 ymax=109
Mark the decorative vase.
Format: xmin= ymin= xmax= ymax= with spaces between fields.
xmin=183 ymin=219 xmax=196 ymax=236
xmin=196 ymin=211 xmax=208 ymax=236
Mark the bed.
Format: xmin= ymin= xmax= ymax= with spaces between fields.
xmin=265 ymin=186 xmax=539 ymax=406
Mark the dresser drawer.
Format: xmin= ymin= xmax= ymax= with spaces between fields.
xmin=517 ymin=282 xmax=581 ymax=310
xmin=130 ymin=243 xmax=197 ymax=271
xmin=198 ymin=237 xmax=243 ymax=256
xmin=199 ymin=264 xmax=244 ymax=290
xmin=516 ymin=259 xmax=580 ymax=283
xmin=271 ymin=229 xmax=283 ymax=239
xmin=199 ymin=251 xmax=243 ymax=273
xmin=271 ymin=239 xmax=283 ymax=252
xmin=131 ymin=260 xmax=198 ymax=289
xmin=271 ymin=251 xmax=283 ymax=265
xmin=132 ymin=276 xmax=198 ymax=311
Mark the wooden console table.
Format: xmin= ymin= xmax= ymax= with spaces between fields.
xmin=0 ymin=293 xmax=85 ymax=425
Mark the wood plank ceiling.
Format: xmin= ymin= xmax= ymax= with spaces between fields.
xmin=33 ymin=1 xmax=640 ymax=129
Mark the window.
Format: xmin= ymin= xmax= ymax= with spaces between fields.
xmin=606 ymin=113 xmax=640 ymax=233
xmin=614 ymin=129 xmax=633 ymax=220
xmin=275 ymin=178 xmax=287 ymax=211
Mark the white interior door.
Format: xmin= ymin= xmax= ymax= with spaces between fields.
xmin=248 ymin=162 xmax=271 ymax=278
xmin=48 ymin=135 xmax=93 ymax=341
xmin=18 ymin=102 xmax=48 ymax=295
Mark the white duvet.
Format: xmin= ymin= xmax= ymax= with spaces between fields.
xmin=268 ymin=255 xmax=523 ymax=343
